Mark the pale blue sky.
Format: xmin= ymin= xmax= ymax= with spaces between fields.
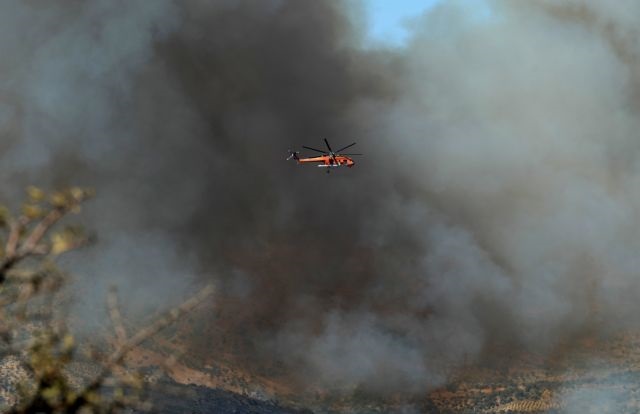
xmin=363 ymin=0 xmax=441 ymax=45
xmin=362 ymin=0 xmax=492 ymax=46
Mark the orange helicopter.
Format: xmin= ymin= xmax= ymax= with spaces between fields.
xmin=287 ymin=139 xmax=361 ymax=173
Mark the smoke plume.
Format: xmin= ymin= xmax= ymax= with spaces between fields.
xmin=2 ymin=0 xmax=640 ymax=395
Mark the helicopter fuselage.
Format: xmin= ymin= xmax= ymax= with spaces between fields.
xmin=297 ymin=155 xmax=355 ymax=168
xmin=287 ymin=139 xmax=360 ymax=173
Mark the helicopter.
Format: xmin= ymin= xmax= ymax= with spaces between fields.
xmin=287 ymin=139 xmax=361 ymax=173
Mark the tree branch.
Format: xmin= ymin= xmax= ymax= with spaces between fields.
xmin=19 ymin=208 xmax=64 ymax=256
xmin=107 ymin=286 xmax=128 ymax=346
xmin=75 ymin=285 xmax=214 ymax=406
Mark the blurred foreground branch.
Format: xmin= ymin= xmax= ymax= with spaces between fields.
xmin=0 ymin=187 xmax=93 ymax=281
xmin=65 ymin=285 xmax=214 ymax=412
xmin=0 ymin=187 xmax=214 ymax=414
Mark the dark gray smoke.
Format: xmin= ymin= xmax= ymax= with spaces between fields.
xmin=2 ymin=0 xmax=640 ymax=396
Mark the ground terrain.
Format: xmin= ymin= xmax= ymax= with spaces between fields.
xmin=128 ymin=299 xmax=640 ymax=413
xmin=5 ymin=298 xmax=640 ymax=413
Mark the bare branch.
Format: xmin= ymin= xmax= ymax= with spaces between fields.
xmin=19 ymin=208 xmax=64 ymax=256
xmin=109 ymin=284 xmax=213 ymax=366
xmin=107 ymin=286 xmax=128 ymax=346
xmin=5 ymin=216 xmax=28 ymax=258
xmin=0 ymin=216 xmax=30 ymax=278
xmin=76 ymin=285 xmax=214 ymax=404
xmin=0 ymin=190 xmax=92 ymax=282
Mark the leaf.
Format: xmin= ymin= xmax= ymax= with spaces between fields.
xmin=50 ymin=192 xmax=68 ymax=208
xmin=0 ymin=205 xmax=9 ymax=227
xmin=26 ymin=186 xmax=45 ymax=202
xmin=69 ymin=187 xmax=85 ymax=202
xmin=113 ymin=387 xmax=124 ymax=400
xmin=50 ymin=233 xmax=72 ymax=256
xmin=42 ymin=384 xmax=61 ymax=405
xmin=21 ymin=204 xmax=43 ymax=219
xmin=63 ymin=334 xmax=75 ymax=351
xmin=65 ymin=391 xmax=78 ymax=404
xmin=85 ymin=390 xmax=101 ymax=405
xmin=50 ymin=227 xmax=86 ymax=255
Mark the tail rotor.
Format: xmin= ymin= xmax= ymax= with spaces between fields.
xmin=286 ymin=149 xmax=300 ymax=161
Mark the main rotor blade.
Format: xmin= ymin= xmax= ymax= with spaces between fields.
xmin=302 ymin=146 xmax=328 ymax=154
xmin=324 ymin=138 xmax=333 ymax=153
xmin=335 ymin=142 xmax=356 ymax=153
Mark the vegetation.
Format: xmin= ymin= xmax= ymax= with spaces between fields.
xmin=0 ymin=187 xmax=212 ymax=413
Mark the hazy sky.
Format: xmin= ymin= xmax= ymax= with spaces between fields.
xmin=363 ymin=0 xmax=441 ymax=45
xmin=363 ymin=0 xmax=493 ymax=45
